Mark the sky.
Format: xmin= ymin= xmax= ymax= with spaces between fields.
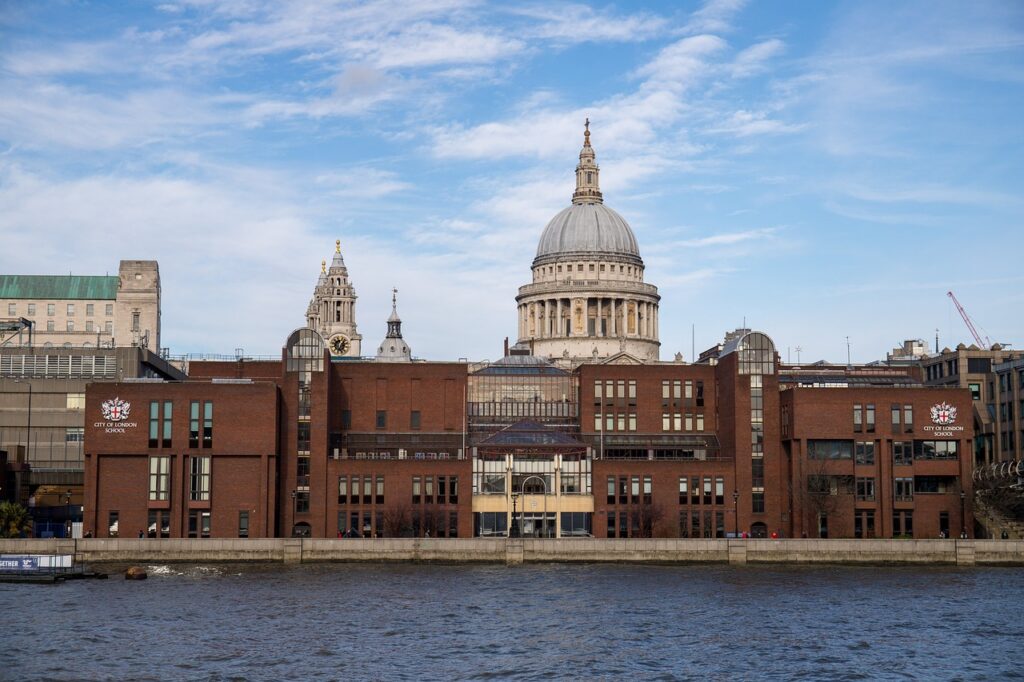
xmin=1 ymin=0 xmax=1022 ymax=364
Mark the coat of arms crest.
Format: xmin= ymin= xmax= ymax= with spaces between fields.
xmin=929 ymin=402 xmax=956 ymax=426
xmin=101 ymin=397 xmax=131 ymax=421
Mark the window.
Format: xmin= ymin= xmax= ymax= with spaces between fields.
xmin=703 ymin=477 xmax=712 ymax=505
xmin=108 ymin=511 xmax=119 ymax=538
xmin=425 ymin=476 xmax=434 ymax=504
xmin=903 ymin=404 xmax=913 ymax=433
xmin=86 ymin=303 xmax=94 ymax=316
xmin=203 ymin=402 xmax=213 ymax=448
xmin=149 ymin=401 xmax=159 ymax=448
xmin=188 ymin=510 xmax=212 ymax=538
xmin=6 ymin=303 xmax=15 ymax=315
xmin=295 ymin=492 xmax=309 ymax=513
xmin=131 ymin=311 xmax=140 ymax=332
xmin=104 ymin=321 xmax=112 ymax=334
xmin=715 ymin=477 xmax=724 ymax=505
xmin=752 ymin=491 xmax=765 ymax=513
xmin=376 ymin=410 xmax=387 ymax=429
xmin=162 ymin=401 xmax=172 ymax=448
xmin=67 ymin=303 xmax=75 ymax=316
xmin=560 ymin=512 xmax=592 ymax=537
xmin=752 ymin=458 xmax=765 ymax=488
xmin=855 ymin=441 xmax=875 ymax=465
xmin=238 ymin=511 xmax=249 ymax=538
xmin=47 ymin=320 xmax=54 ymax=332
xmin=913 ymin=440 xmax=959 ymax=460
xmin=149 ymin=456 xmax=170 ymax=501
xmin=27 ymin=303 xmax=34 ymax=316
xmin=66 ymin=320 xmax=74 ymax=332
xmin=47 ymin=303 xmax=55 ymax=316
xmin=189 ymin=401 xmax=200 ymax=448
xmin=856 ymin=477 xmax=875 ymax=501
xmin=377 ymin=475 xmax=386 ymax=504
xmin=412 ymin=476 xmax=421 ymax=504
xmin=808 ymin=440 xmax=853 ymax=459
xmin=678 ymin=477 xmax=687 ymax=504
xmin=66 ymin=393 xmax=85 ymax=410
xmin=190 ymin=456 xmax=210 ymax=501
xmin=476 ymin=512 xmax=508 ymax=537
xmin=297 ymin=422 xmax=310 ymax=453
xmin=409 ymin=410 xmax=422 ymax=430
xmin=866 ymin=404 xmax=875 ymax=432
xmin=969 ymin=383 xmax=981 ymax=401
xmin=643 ymin=475 xmax=652 ymax=504
xmin=894 ymin=477 xmax=914 ymax=501
xmin=338 ymin=476 xmax=348 ymax=504
xmin=893 ymin=510 xmax=913 ymax=538
xmin=341 ymin=409 xmax=351 ymax=430
xmin=853 ymin=404 xmax=862 ymax=432
xmin=65 ymin=427 xmax=85 ymax=442
xmin=891 ymin=405 xmax=900 ymax=433
xmin=893 ymin=441 xmax=913 ymax=466
xmin=86 ymin=320 xmax=94 ymax=332
xmin=105 ymin=303 xmax=113 ymax=316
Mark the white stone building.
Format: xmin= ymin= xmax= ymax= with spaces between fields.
xmin=0 ymin=260 xmax=161 ymax=351
xmin=516 ymin=122 xmax=661 ymax=363
xmin=306 ymin=241 xmax=362 ymax=357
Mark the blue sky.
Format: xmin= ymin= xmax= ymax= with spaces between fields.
xmin=1 ymin=0 xmax=1022 ymax=363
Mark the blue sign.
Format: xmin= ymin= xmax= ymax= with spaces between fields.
xmin=0 ymin=556 xmax=39 ymax=571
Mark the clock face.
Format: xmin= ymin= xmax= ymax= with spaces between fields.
xmin=328 ymin=334 xmax=350 ymax=356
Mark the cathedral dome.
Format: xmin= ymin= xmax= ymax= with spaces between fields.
xmin=534 ymin=203 xmax=641 ymax=267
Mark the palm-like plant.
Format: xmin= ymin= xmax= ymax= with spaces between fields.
xmin=0 ymin=501 xmax=33 ymax=538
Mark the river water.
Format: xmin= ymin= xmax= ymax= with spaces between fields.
xmin=3 ymin=563 xmax=1022 ymax=681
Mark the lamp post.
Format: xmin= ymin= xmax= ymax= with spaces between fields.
xmin=64 ymin=489 xmax=72 ymax=538
xmin=959 ymin=490 xmax=966 ymax=539
xmin=733 ymin=489 xmax=739 ymax=538
xmin=510 ymin=492 xmax=520 ymax=538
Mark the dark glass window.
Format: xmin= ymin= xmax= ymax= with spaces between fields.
xmin=376 ymin=410 xmax=387 ymax=429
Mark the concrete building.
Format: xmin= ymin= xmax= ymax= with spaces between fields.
xmin=0 ymin=344 xmax=184 ymax=536
xmin=921 ymin=344 xmax=1024 ymax=466
xmin=0 ymin=260 xmax=161 ymax=352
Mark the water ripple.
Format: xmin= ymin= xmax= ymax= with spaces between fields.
xmin=2 ymin=564 xmax=1023 ymax=680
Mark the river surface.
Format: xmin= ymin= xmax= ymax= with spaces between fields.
xmin=3 ymin=563 xmax=1023 ymax=681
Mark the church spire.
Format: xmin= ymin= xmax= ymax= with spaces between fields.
xmin=572 ymin=118 xmax=603 ymax=205
xmin=386 ymin=287 xmax=402 ymax=337
xmin=331 ymin=239 xmax=346 ymax=269
xmin=376 ymin=286 xmax=412 ymax=361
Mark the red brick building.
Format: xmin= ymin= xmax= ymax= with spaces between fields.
xmin=83 ymin=328 xmax=974 ymax=540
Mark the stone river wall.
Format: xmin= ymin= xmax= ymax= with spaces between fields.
xmin=2 ymin=538 xmax=1024 ymax=566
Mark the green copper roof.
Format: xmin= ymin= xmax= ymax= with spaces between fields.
xmin=0 ymin=275 xmax=119 ymax=300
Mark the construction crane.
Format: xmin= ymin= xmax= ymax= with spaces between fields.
xmin=947 ymin=291 xmax=991 ymax=349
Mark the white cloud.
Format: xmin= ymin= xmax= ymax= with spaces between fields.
xmin=708 ymin=110 xmax=804 ymax=137
xmin=511 ymin=4 xmax=667 ymax=43
xmin=671 ymin=227 xmax=776 ymax=248
xmin=730 ymin=38 xmax=785 ymax=77
xmin=681 ymin=0 xmax=747 ymax=35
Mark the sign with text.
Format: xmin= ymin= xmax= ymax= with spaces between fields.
xmin=924 ymin=401 xmax=964 ymax=438
xmin=95 ymin=397 xmax=137 ymax=434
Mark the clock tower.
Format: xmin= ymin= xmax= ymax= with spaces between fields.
xmin=306 ymin=240 xmax=362 ymax=357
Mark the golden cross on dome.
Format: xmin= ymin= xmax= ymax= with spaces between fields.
xmin=335 ymin=239 xmax=341 ymax=253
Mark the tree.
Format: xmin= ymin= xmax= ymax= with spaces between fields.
xmin=635 ymin=501 xmax=667 ymax=538
xmin=0 ymin=501 xmax=33 ymax=538
xmin=798 ymin=457 xmax=851 ymax=538
xmin=382 ymin=504 xmax=412 ymax=538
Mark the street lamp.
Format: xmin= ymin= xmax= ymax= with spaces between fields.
xmin=510 ymin=492 xmax=520 ymax=538
xmin=732 ymin=489 xmax=739 ymax=538
xmin=64 ymin=489 xmax=72 ymax=538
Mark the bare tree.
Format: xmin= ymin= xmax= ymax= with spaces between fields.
xmin=382 ymin=504 xmax=412 ymax=538
xmin=798 ymin=457 xmax=851 ymax=538
xmin=635 ymin=501 xmax=667 ymax=538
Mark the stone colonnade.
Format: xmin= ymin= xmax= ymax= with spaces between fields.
xmin=519 ymin=296 xmax=659 ymax=340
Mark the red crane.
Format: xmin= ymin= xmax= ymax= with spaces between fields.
xmin=947 ymin=291 xmax=991 ymax=348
